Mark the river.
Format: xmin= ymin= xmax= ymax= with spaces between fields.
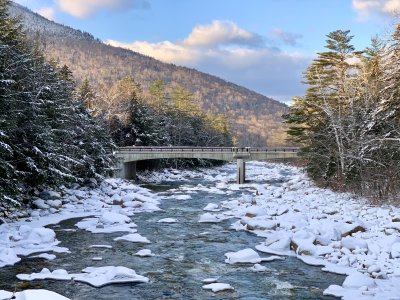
xmin=0 ymin=162 xmax=344 ymax=299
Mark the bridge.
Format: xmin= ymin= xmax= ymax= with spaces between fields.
xmin=115 ymin=146 xmax=299 ymax=184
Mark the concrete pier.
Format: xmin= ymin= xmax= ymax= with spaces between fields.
xmin=116 ymin=159 xmax=137 ymax=181
xmin=237 ymin=159 xmax=245 ymax=184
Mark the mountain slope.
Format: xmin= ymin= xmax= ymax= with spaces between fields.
xmin=9 ymin=2 xmax=289 ymax=146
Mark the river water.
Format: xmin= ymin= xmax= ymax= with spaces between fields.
xmin=0 ymin=164 xmax=344 ymax=299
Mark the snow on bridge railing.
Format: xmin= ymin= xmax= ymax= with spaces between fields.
xmin=116 ymin=146 xmax=299 ymax=153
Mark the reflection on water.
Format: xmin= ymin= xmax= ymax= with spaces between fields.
xmin=0 ymin=174 xmax=343 ymax=299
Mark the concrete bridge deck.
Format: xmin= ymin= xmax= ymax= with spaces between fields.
xmin=115 ymin=146 xmax=299 ymax=183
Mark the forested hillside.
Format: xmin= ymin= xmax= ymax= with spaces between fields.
xmin=8 ymin=2 xmax=288 ymax=146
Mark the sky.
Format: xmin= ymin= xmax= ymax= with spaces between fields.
xmin=13 ymin=0 xmax=399 ymax=103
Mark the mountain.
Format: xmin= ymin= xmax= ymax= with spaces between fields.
xmin=9 ymin=2 xmax=289 ymax=146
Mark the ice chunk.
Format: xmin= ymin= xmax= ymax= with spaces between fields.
xmin=0 ymin=289 xmax=70 ymax=300
xmin=75 ymin=266 xmax=149 ymax=287
xmin=114 ymin=233 xmax=150 ymax=243
xmin=203 ymin=203 xmax=221 ymax=212
xmin=99 ymin=212 xmax=131 ymax=224
xmin=342 ymin=272 xmax=376 ymax=289
xmin=250 ymin=264 xmax=270 ymax=272
xmin=134 ymin=249 xmax=154 ymax=257
xmin=341 ymin=237 xmax=368 ymax=251
xmin=202 ymin=283 xmax=234 ymax=292
xmin=391 ymin=242 xmax=400 ymax=258
xmin=225 ymin=248 xmax=261 ymax=264
xmin=17 ymin=266 xmax=149 ymax=287
xmin=202 ymin=278 xmax=218 ymax=283
xmin=157 ymin=218 xmax=177 ymax=223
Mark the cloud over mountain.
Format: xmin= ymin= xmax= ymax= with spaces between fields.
xmin=35 ymin=6 xmax=55 ymax=21
xmin=182 ymin=20 xmax=265 ymax=48
xmin=57 ymin=0 xmax=150 ymax=18
xmin=107 ymin=20 xmax=309 ymax=102
xmin=14 ymin=0 xmax=150 ymax=19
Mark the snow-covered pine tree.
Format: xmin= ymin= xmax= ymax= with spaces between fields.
xmin=0 ymin=0 xmax=114 ymax=208
xmin=284 ymin=30 xmax=360 ymax=183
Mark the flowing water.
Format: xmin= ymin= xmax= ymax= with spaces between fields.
xmin=0 ymin=165 xmax=344 ymax=299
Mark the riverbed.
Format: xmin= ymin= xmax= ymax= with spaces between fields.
xmin=0 ymin=162 xmax=345 ymax=299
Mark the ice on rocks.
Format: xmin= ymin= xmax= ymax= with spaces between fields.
xmin=114 ymin=233 xmax=150 ymax=243
xmin=199 ymin=212 xmax=229 ymax=223
xmin=0 ymin=248 xmax=20 ymax=267
xmin=158 ymin=218 xmax=177 ymax=223
xmin=225 ymin=248 xmax=265 ymax=264
xmin=391 ymin=243 xmax=400 ymax=258
xmin=175 ymin=195 xmax=192 ymax=200
xmin=240 ymin=217 xmax=277 ymax=231
xmin=134 ymin=249 xmax=154 ymax=257
xmin=250 ymin=263 xmax=271 ymax=272
xmin=0 ymin=289 xmax=70 ymax=300
xmin=75 ymin=213 xmax=137 ymax=234
xmin=291 ymin=230 xmax=317 ymax=256
xmin=342 ymin=272 xmax=376 ymax=289
xmin=257 ymin=231 xmax=292 ymax=254
xmin=341 ymin=236 xmax=368 ymax=251
xmin=203 ymin=203 xmax=221 ymax=212
xmin=31 ymin=253 xmax=56 ymax=260
xmin=75 ymin=266 xmax=149 ymax=286
xmin=89 ymin=244 xmax=112 ymax=249
xmin=202 ymin=278 xmax=218 ymax=283
xmin=32 ymin=199 xmax=50 ymax=209
xmin=100 ymin=212 xmax=131 ymax=224
xmin=202 ymin=283 xmax=234 ymax=292
xmin=17 ymin=266 xmax=149 ymax=287
xmin=0 ymin=224 xmax=65 ymax=267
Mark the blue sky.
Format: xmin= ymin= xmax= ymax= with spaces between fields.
xmin=14 ymin=0 xmax=398 ymax=103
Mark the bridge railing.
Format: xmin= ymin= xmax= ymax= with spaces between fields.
xmin=116 ymin=146 xmax=299 ymax=153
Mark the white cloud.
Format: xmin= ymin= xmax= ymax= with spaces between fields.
xmin=352 ymin=0 xmax=400 ymax=18
xmin=35 ymin=7 xmax=56 ymax=21
xmin=182 ymin=20 xmax=264 ymax=48
xmin=107 ymin=21 xmax=311 ymax=102
xmin=56 ymin=0 xmax=150 ymax=18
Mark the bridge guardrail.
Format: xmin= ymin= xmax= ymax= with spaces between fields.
xmin=116 ymin=147 xmax=299 ymax=153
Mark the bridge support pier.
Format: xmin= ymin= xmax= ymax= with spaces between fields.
xmin=124 ymin=161 xmax=137 ymax=181
xmin=237 ymin=159 xmax=246 ymax=184
xmin=115 ymin=159 xmax=137 ymax=181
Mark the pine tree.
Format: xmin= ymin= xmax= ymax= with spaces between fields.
xmin=0 ymin=1 xmax=115 ymax=207
xmin=78 ymin=78 xmax=96 ymax=109
xmin=0 ymin=0 xmax=23 ymax=47
xmin=284 ymin=30 xmax=359 ymax=182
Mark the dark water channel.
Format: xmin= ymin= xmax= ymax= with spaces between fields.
xmin=0 ymin=171 xmax=344 ymax=299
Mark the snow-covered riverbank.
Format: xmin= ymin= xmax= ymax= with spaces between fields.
xmin=1 ymin=161 xmax=400 ymax=299
xmin=141 ymin=162 xmax=400 ymax=299
xmin=0 ymin=179 xmax=160 ymax=299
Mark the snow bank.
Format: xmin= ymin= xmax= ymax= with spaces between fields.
xmin=0 ymin=178 xmax=160 ymax=278
xmin=0 ymin=289 xmax=70 ymax=300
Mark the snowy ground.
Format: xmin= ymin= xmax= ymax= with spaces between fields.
xmin=141 ymin=162 xmax=400 ymax=300
xmin=0 ymin=178 xmax=160 ymax=299
xmin=1 ymin=162 xmax=400 ymax=299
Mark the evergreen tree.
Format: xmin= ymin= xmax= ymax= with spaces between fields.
xmin=284 ymin=30 xmax=360 ymax=182
xmin=0 ymin=0 xmax=23 ymax=47
xmin=78 ymin=78 xmax=96 ymax=109
xmin=0 ymin=2 xmax=114 ymax=208
xmin=108 ymin=77 xmax=166 ymax=147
